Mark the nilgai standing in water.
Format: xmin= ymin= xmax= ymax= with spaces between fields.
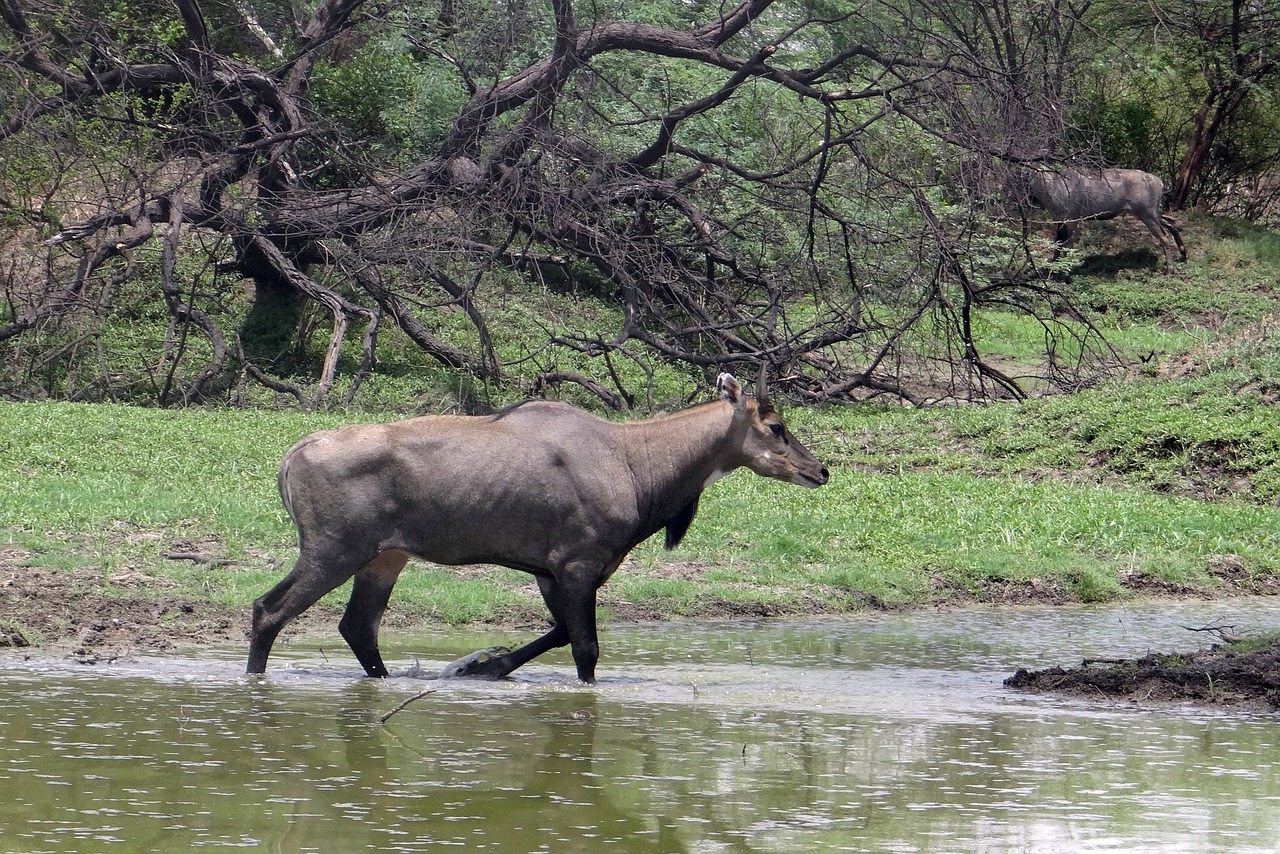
xmin=247 ymin=372 xmax=829 ymax=682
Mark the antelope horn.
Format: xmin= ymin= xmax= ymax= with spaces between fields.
xmin=755 ymin=364 xmax=773 ymax=411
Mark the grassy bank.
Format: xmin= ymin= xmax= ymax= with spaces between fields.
xmin=3 ymin=378 xmax=1280 ymax=640
xmin=6 ymin=214 xmax=1280 ymax=643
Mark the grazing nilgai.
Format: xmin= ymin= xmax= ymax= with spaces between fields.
xmin=247 ymin=373 xmax=829 ymax=682
xmin=1029 ymin=167 xmax=1187 ymax=274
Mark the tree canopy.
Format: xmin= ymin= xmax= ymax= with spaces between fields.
xmin=2 ymin=0 xmax=1277 ymax=409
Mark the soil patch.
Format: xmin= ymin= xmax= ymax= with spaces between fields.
xmin=0 ymin=559 xmax=838 ymax=665
xmin=0 ymin=563 xmax=247 ymax=664
xmin=4 ymin=553 xmax=1280 ymax=711
xmin=1005 ymin=645 xmax=1280 ymax=712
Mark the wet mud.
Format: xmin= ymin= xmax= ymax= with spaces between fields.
xmin=5 ymin=556 xmax=1280 ymax=710
xmin=0 ymin=564 xmax=244 ymax=664
xmin=1006 ymin=645 xmax=1280 ymax=711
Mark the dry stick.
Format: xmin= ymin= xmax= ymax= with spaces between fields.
xmin=379 ymin=689 xmax=438 ymax=724
xmin=1181 ymin=622 xmax=1245 ymax=644
xmin=163 ymin=551 xmax=237 ymax=566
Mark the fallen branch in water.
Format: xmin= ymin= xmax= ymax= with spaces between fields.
xmin=1182 ymin=622 xmax=1245 ymax=644
xmin=379 ymin=689 xmax=438 ymax=723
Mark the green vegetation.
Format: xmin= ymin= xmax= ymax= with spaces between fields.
xmin=3 ymin=383 xmax=1277 ymax=627
xmin=6 ymin=213 xmax=1280 ymax=633
xmin=8 ymin=0 xmax=1280 ymax=416
xmin=1225 ymin=630 xmax=1280 ymax=654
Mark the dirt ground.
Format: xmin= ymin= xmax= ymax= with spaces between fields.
xmin=0 ymin=563 xmax=249 ymax=664
xmin=3 ymin=552 xmax=1280 ymax=711
xmin=1005 ymin=646 xmax=1280 ymax=712
xmin=0 ymin=558 xmax=759 ymax=665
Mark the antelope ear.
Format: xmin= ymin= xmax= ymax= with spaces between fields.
xmin=716 ymin=373 xmax=744 ymax=409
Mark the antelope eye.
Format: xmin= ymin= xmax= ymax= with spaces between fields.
xmin=768 ymin=422 xmax=784 ymax=437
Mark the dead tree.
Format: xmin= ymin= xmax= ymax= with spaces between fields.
xmin=0 ymin=0 xmax=1125 ymax=408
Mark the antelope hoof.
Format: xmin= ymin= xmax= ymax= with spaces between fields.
xmin=440 ymin=646 xmax=513 ymax=679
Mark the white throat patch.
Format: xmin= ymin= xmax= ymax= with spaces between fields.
xmin=702 ymin=468 xmax=730 ymax=489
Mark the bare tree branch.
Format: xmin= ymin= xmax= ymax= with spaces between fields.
xmin=0 ymin=0 xmax=1131 ymax=408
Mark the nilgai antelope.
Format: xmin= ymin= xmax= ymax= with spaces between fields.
xmin=1030 ymin=167 xmax=1187 ymax=274
xmin=247 ymin=373 xmax=829 ymax=682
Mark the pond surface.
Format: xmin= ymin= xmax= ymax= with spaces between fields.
xmin=3 ymin=600 xmax=1280 ymax=853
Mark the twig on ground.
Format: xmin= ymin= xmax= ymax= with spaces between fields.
xmin=163 ymin=551 xmax=238 ymax=567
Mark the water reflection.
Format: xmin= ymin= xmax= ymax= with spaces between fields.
xmin=2 ymin=600 xmax=1280 ymax=852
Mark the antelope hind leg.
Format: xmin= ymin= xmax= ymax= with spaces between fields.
xmin=440 ymin=646 xmax=515 ymax=678
xmin=440 ymin=620 xmax=572 ymax=679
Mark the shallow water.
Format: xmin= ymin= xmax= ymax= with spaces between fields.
xmin=3 ymin=600 xmax=1280 ymax=852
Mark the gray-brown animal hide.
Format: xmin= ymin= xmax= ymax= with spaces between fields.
xmin=247 ymin=373 xmax=829 ymax=683
xmin=1029 ymin=168 xmax=1186 ymax=274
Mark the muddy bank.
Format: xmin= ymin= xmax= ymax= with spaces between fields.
xmin=1005 ymin=645 xmax=1280 ymax=711
xmin=0 ymin=562 xmax=833 ymax=664
xmin=5 ymin=556 xmax=1273 ymax=656
xmin=5 ymin=560 xmax=1280 ymax=711
xmin=0 ymin=565 xmax=246 ymax=664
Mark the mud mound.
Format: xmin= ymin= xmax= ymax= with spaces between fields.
xmin=1006 ymin=645 xmax=1280 ymax=710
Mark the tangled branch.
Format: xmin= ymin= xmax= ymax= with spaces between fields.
xmin=0 ymin=0 xmax=1122 ymax=408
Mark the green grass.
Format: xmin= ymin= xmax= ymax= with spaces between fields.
xmin=784 ymin=343 xmax=1280 ymax=505
xmin=1226 ymin=630 xmax=1280 ymax=653
xmin=671 ymin=467 xmax=1279 ymax=599
xmin=7 ymin=214 xmax=1280 ymax=630
xmin=5 ymin=374 xmax=1280 ymax=626
xmin=0 ymin=403 xmax=352 ymax=545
